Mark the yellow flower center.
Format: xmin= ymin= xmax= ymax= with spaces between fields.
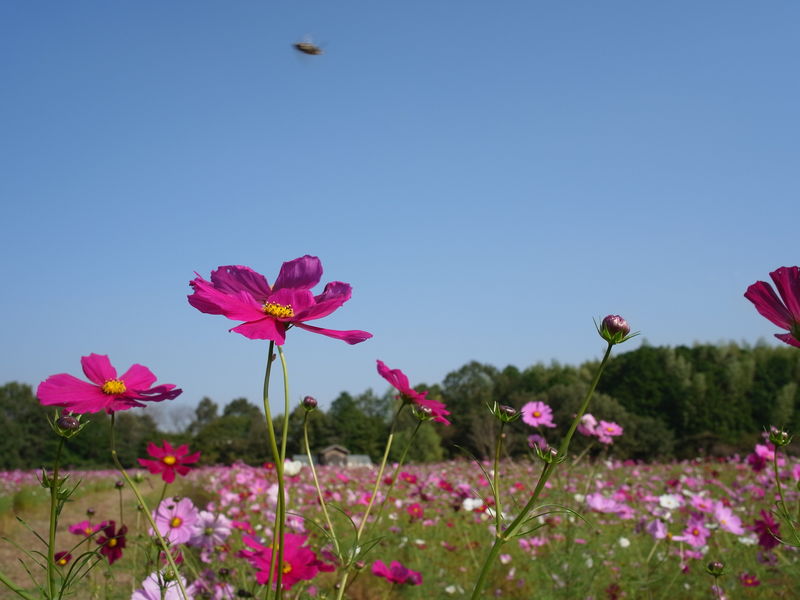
xmin=263 ymin=302 xmax=294 ymax=318
xmin=692 ymin=528 xmax=700 ymax=536
xmin=57 ymin=558 xmax=67 ymax=566
xmin=606 ymin=427 xmax=615 ymax=433
xmin=101 ymin=379 xmax=127 ymax=395
xmin=84 ymin=527 xmax=93 ymax=535
xmin=108 ymin=538 xmax=118 ymax=548
xmin=533 ymin=411 xmax=541 ymax=418
xmin=170 ymin=517 xmax=183 ymax=528
xmin=282 ymin=562 xmax=292 ymax=574
xmin=162 ymin=455 xmax=177 ymax=466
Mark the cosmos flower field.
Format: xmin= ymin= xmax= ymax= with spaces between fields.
xmin=2 ymin=447 xmax=800 ymax=599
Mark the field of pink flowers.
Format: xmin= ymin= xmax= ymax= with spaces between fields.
xmin=2 ymin=445 xmax=799 ymax=599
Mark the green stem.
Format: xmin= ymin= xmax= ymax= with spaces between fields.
xmin=260 ymin=342 xmax=282 ymax=600
xmin=469 ymin=342 xmax=614 ymax=599
xmin=303 ymin=412 xmax=339 ymax=556
xmin=0 ymin=570 xmax=37 ymax=600
xmin=493 ymin=421 xmax=506 ymax=531
xmin=274 ymin=346 xmax=292 ymax=599
xmin=373 ymin=420 xmax=423 ymax=526
xmin=109 ymin=414 xmax=189 ymax=600
xmin=335 ymin=404 xmax=406 ymax=600
xmin=47 ymin=437 xmax=65 ymax=600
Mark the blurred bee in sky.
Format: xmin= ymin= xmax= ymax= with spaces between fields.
xmin=293 ymin=39 xmax=323 ymax=56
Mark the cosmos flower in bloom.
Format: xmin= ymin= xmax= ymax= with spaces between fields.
xmin=745 ymin=266 xmax=800 ymax=348
xmin=189 ymin=511 xmax=232 ymax=549
xmin=54 ymin=551 xmax=71 ymax=567
xmin=521 ymin=401 xmax=556 ymax=428
xmin=37 ymin=354 xmax=181 ymax=414
xmin=132 ymin=571 xmax=188 ymax=600
xmin=371 ymin=560 xmax=423 ymax=585
xmin=239 ymin=532 xmax=333 ymax=590
xmin=674 ymin=513 xmax=710 ymax=548
xmin=152 ymin=497 xmax=199 ymax=545
xmin=68 ymin=520 xmax=97 ymax=537
xmin=138 ymin=441 xmax=200 ymax=484
xmin=752 ymin=509 xmax=780 ymax=550
xmin=377 ymin=360 xmax=451 ymax=425
xmin=95 ymin=520 xmax=127 ymax=565
xmin=188 ymin=256 xmax=372 ymax=345
xmin=596 ymin=420 xmax=624 ymax=444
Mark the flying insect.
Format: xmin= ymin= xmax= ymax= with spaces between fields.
xmin=293 ymin=41 xmax=323 ymax=56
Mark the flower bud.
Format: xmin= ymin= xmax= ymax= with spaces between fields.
xmin=706 ymin=560 xmax=725 ymax=577
xmin=218 ymin=567 xmax=230 ymax=578
xmin=500 ymin=405 xmax=517 ymax=417
xmin=302 ymin=396 xmax=318 ymax=411
xmin=86 ymin=507 xmax=96 ymax=517
xmin=114 ymin=480 xmax=124 ymax=489
xmin=769 ymin=427 xmax=792 ymax=447
xmin=56 ymin=415 xmax=79 ymax=431
xmin=597 ymin=315 xmax=636 ymax=345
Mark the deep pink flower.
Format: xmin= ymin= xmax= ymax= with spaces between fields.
xmin=521 ymin=401 xmax=556 ymax=428
xmin=37 ymin=354 xmax=181 ymax=414
xmin=239 ymin=533 xmax=333 ymax=590
xmin=68 ymin=520 xmax=97 ymax=537
xmin=752 ymin=509 xmax=781 ymax=550
xmin=138 ymin=440 xmax=201 ymax=484
xmin=739 ymin=572 xmax=760 ymax=587
xmin=95 ymin=520 xmax=127 ymax=565
xmin=54 ymin=551 xmax=72 ymax=567
xmin=596 ymin=420 xmax=624 ymax=444
xmin=577 ymin=413 xmax=598 ymax=437
xmin=745 ymin=266 xmax=800 ymax=348
xmin=377 ymin=360 xmax=451 ymax=425
xmin=188 ymin=256 xmax=372 ymax=345
xmin=371 ymin=560 xmax=422 ymax=585
xmin=674 ymin=513 xmax=710 ymax=549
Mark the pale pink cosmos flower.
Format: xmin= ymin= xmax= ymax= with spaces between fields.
xmin=521 ymin=401 xmax=556 ymax=428
xmin=674 ymin=513 xmax=710 ymax=548
xmin=713 ymin=501 xmax=745 ymax=535
xmin=577 ymin=413 xmax=598 ymax=437
xmin=152 ymin=497 xmax=199 ymax=545
xmin=37 ymin=354 xmax=181 ymax=414
xmin=596 ymin=420 xmax=623 ymax=444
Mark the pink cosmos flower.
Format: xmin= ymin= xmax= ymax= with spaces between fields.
xmin=138 ymin=441 xmax=201 ymax=484
xmin=371 ymin=560 xmax=423 ymax=585
xmin=745 ymin=266 xmax=800 ymax=347
xmin=132 ymin=572 xmax=189 ymax=600
xmin=377 ymin=360 xmax=451 ymax=425
xmin=739 ymin=572 xmax=760 ymax=587
xmin=95 ymin=520 xmax=127 ymax=565
xmin=674 ymin=513 xmax=710 ymax=549
xmin=37 ymin=354 xmax=181 ymax=414
xmin=596 ymin=420 xmax=624 ymax=444
xmin=239 ymin=532 xmax=333 ymax=590
xmin=752 ymin=509 xmax=780 ymax=550
xmin=521 ymin=401 xmax=556 ymax=428
xmin=188 ymin=256 xmax=372 ymax=345
xmin=577 ymin=413 xmax=598 ymax=437
xmin=152 ymin=497 xmax=199 ymax=545
xmin=189 ymin=510 xmax=232 ymax=549
xmin=54 ymin=551 xmax=72 ymax=567
xmin=712 ymin=501 xmax=745 ymax=535
xmin=68 ymin=520 xmax=97 ymax=537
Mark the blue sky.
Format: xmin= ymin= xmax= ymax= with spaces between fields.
xmin=1 ymin=2 xmax=797 ymax=425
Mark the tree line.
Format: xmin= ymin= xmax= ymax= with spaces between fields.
xmin=2 ymin=341 xmax=798 ymax=470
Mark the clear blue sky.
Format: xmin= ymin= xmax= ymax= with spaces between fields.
xmin=2 ymin=2 xmax=797 ymax=426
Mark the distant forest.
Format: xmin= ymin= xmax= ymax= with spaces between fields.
xmin=2 ymin=341 xmax=799 ymax=470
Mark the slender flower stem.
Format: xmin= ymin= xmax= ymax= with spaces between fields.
xmin=373 ymin=421 xmax=423 ymax=526
xmin=109 ymin=414 xmax=189 ymax=600
xmin=469 ymin=342 xmax=615 ymax=599
xmin=335 ymin=403 xmax=406 ymax=600
xmin=274 ymin=345 xmax=292 ymax=599
xmin=47 ymin=438 xmax=65 ymax=600
xmin=493 ymin=422 xmax=506 ymax=531
xmin=303 ymin=412 xmax=339 ymax=556
xmin=260 ymin=341 xmax=282 ymax=600
xmin=773 ymin=448 xmax=799 ymax=539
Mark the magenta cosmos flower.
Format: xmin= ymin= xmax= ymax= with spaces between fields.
xmin=521 ymin=401 xmax=556 ymax=428
xmin=745 ymin=266 xmax=800 ymax=348
xmin=138 ymin=441 xmax=200 ymax=484
xmin=377 ymin=360 xmax=451 ymax=425
xmin=37 ymin=354 xmax=181 ymax=414
xmin=371 ymin=560 xmax=422 ymax=585
xmin=239 ymin=532 xmax=334 ymax=590
xmin=188 ymin=256 xmax=372 ymax=345
xmin=95 ymin=520 xmax=127 ymax=565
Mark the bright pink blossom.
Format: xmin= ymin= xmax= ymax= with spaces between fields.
xmin=68 ymin=520 xmax=97 ymax=537
xmin=674 ymin=513 xmax=710 ymax=548
xmin=745 ymin=266 xmax=800 ymax=348
xmin=138 ymin=440 xmax=200 ymax=484
xmin=596 ymin=420 xmax=623 ymax=444
xmin=752 ymin=509 xmax=780 ymax=550
xmin=37 ymin=354 xmax=181 ymax=414
xmin=521 ymin=401 xmax=556 ymax=428
xmin=371 ymin=560 xmax=422 ymax=585
xmin=239 ymin=533 xmax=333 ymax=590
xmin=188 ymin=256 xmax=372 ymax=345
xmin=377 ymin=360 xmax=451 ymax=425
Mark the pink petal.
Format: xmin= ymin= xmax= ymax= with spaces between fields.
xmin=81 ymin=354 xmax=117 ymax=385
xmin=37 ymin=374 xmax=108 ymax=413
xmin=210 ymin=265 xmax=271 ymax=300
xmin=267 ymin=287 xmax=315 ymax=317
xmin=120 ymin=364 xmax=157 ymax=392
xmin=294 ymin=322 xmax=372 ymax=345
xmin=146 ymin=441 xmax=164 ymax=458
xmin=273 ymin=255 xmax=323 ymax=291
xmin=770 ymin=266 xmax=800 ymax=320
xmin=775 ymin=333 xmax=800 ymax=348
xmin=188 ymin=276 xmax=266 ymax=322
xmin=376 ymin=360 xmax=412 ymax=393
xmin=298 ymin=281 xmax=352 ymax=321
xmin=745 ymin=281 xmax=793 ymax=329
xmin=231 ymin=318 xmax=287 ymax=344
